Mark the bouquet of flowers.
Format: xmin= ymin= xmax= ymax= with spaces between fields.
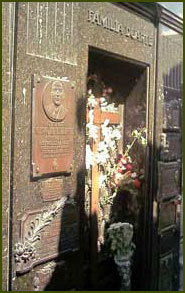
xmin=98 ymin=126 xmax=147 ymax=206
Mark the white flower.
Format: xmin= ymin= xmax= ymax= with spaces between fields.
xmin=88 ymin=109 xmax=94 ymax=124
xmin=131 ymin=172 xmax=137 ymax=179
xmin=109 ymin=140 xmax=116 ymax=149
xmin=112 ymin=128 xmax=121 ymax=140
xmin=141 ymin=136 xmax=147 ymax=145
xmin=98 ymin=141 xmax=107 ymax=152
xmin=99 ymin=173 xmax=107 ymax=188
xmin=132 ymin=130 xmax=139 ymax=137
xmin=127 ymin=156 xmax=132 ymax=163
xmin=100 ymin=97 xmax=108 ymax=107
xmin=121 ymin=165 xmax=127 ymax=170
xmin=87 ymin=94 xmax=97 ymax=108
xmin=86 ymin=123 xmax=99 ymax=140
xmin=103 ymin=119 xmax=110 ymax=127
xmin=121 ymin=158 xmax=127 ymax=165
xmin=96 ymin=150 xmax=110 ymax=164
xmin=88 ymin=89 xmax=92 ymax=94
xmin=115 ymin=173 xmax=123 ymax=180
xmin=86 ymin=145 xmax=94 ymax=169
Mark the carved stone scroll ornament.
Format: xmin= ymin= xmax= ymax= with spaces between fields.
xmin=14 ymin=196 xmax=75 ymax=273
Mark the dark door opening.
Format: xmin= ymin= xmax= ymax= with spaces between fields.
xmin=85 ymin=47 xmax=149 ymax=290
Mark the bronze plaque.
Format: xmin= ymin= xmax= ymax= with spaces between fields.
xmin=16 ymin=203 xmax=79 ymax=274
xmin=157 ymin=162 xmax=180 ymax=201
xmin=160 ymin=133 xmax=182 ymax=161
xmin=40 ymin=179 xmax=63 ymax=201
xmin=158 ymin=201 xmax=176 ymax=231
xmin=32 ymin=76 xmax=75 ymax=177
xmin=158 ymin=253 xmax=173 ymax=291
xmin=162 ymin=87 xmax=181 ymax=131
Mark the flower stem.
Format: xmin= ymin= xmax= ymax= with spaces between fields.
xmin=124 ymin=128 xmax=146 ymax=156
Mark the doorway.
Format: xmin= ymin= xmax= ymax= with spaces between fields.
xmin=85 ymin=47 xmax=149 ymax=290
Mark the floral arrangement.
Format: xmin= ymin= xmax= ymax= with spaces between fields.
xmin=99 ymin=126 xmax=146 ymax=206
xmin=86 ymin=88 xmax=147 ymax=207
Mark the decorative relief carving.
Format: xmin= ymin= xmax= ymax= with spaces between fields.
xmin=27 ymin=3 xmax=77 ymax=65
xmin=42 ymin=80 xmax=68 ymax=122
xmin=32 ymin=76 xmax=75 ymax=177
xmin=14 ymin=196 xmax=78 ymax=274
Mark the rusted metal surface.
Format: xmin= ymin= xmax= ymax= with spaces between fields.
xmin=32 ymin=76 xmax=75 ymax=177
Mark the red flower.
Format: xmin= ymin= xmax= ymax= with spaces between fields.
xmin=126 ymin=164 xmax=132 ymax=170
xmin=134 ymin=179 xmax=141 ymax=189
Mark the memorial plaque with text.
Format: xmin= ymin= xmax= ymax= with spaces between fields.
xmin=40 ymin=179 xmax=63 ymax=201
xmin=157 ymin=162 xmax=180 ymax=201
xmin=32 ymin=76 xmax=75 ymax=177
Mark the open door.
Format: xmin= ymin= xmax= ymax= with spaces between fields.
xmin=85 ymin=48 xmax=149 ymax=290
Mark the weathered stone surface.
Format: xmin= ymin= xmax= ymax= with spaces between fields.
xmin=158 ymin=253 xmax=173 ymax=291
xmin=2 ymin=2 xmax=16 ymax=291
xmin=160 ymin=132 xmax=182 ymax=162
xmin=157 ymin=162 xmax=180 ymax=201
xmin=162 ymin=87 xmax=181 ymax=131
xmin=158 ymin=201 xmax=176 ymax=231
xmin=40 ymin=178 xmax=63 ymax=201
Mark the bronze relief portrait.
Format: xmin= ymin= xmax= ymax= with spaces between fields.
xmin=42 ymin=80 xmax=68 ymax=122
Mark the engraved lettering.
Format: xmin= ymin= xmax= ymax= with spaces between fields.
xmin=87 ymin=9 xmax=153 ymax=47
xmin=94 ymin=12 xmax=101 ymax=25
xmin=88 ymin=9 xmax=95 ymax=22
xmin=100 ymin=15 xmax=108 ymax=28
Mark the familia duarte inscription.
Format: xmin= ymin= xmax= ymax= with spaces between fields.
xmin=32 ymin=76 xmax=75 ymax=177
xmin=88 ymin=9 xmax=153 ymax=47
